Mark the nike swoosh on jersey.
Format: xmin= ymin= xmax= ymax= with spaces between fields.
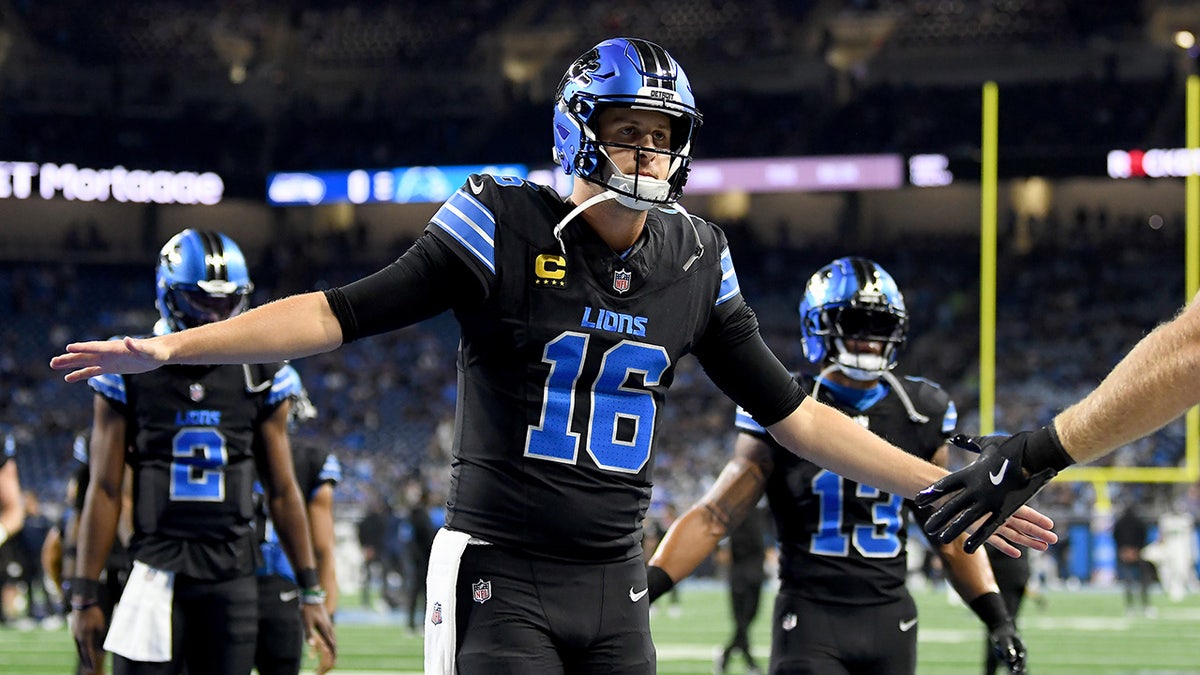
xmin=899 ymin=617 xmax=918 ymax=632
xmin=279 ymin=589 xmax=300 ymax=602
xmin=629 ymin=587 xmax=648 ymax=602
xmin=989 ymin=459 xmax=1010 ymax=485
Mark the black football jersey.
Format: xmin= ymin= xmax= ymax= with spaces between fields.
xmin=737 ymin=373 xmax=956 ymax=605
xmin=255 ymin=441 xmax=341 ymax=583
xmin=88 ymin=362 xmax=301 ymax=580
xmin=415 ymin=175 xmax=764 ymax=562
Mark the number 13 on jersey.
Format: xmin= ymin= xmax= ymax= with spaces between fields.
xmin=525 ymin=331 xmax=669 ymax=474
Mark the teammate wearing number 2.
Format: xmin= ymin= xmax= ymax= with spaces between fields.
xmin=67 ymin=229 xmax=334 ymax=674
xmin=52 ymin=38 xmax=1053 ymax=675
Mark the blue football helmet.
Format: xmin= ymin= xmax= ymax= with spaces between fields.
xmin=155 ymin=228 xmax=253 ymax=332
xmin=799 ymin=257 xmax=908 ymax=381
xmin=552 ymin=37 xmax=702 ymax=209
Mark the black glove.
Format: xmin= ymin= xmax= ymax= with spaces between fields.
xmin=989 ymin=622 xmax=1027 ymax=673
xmin=915 ymin=424 xmax=1073 ymax=552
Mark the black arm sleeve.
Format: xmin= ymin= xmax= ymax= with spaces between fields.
xmin=323 ymin=233 xmax=485 ymax=343
xmin=694 ymin=301 xmax=806 ymax=427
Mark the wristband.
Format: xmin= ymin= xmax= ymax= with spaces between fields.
xmin=1023 ymin=421 xmax=1075 ymax=474
xmin=968 ymin=591 xmax=1011 ymax=632
xmin=70 ymin=598 xmax=100 ymax=612
xmin=297 ymin=567 xmax=320 ymax=590
xmin=301 ymin=587 xmax=327 ymax=605
xmin=646 ymin=565 xmax=675 ymax=604
xmin=69 ymin=577 xmax=102 ymax=610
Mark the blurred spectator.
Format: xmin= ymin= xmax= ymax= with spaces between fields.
xmin=1113 ymin=505 xmax=1153 ymax=617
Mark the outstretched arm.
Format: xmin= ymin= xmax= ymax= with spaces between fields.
xmin=647 ymin=433 xmax=772 ymax=597
xmin=769 ymin=397 xmax=1055 ymax=557
xmin=1055 ymin=294 xmax=1200 ymax=463
xmin=919 ymin=294 xmax=1200 ymax=552
xmin=50 ymin=292 xmax=343 ymax=382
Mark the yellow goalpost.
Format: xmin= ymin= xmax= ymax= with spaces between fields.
xmin=977 ymin=77 xmax=1200 ymax=491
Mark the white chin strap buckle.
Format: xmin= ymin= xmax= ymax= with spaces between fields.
xmin=834 ymin=343 xmax=889 ymax=381
xmin=606 ymin=173 xmax=670 ymax=211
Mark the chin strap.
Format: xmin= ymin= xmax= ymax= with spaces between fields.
xmin=552 ymin=190 xmax=620 ymax=254
xmin=671 ymin=202 xmax=706 ymax=271
xmin=881 ymin=371 xmax=930 ymax=424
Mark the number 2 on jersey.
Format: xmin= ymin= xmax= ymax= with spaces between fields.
xmin=170 ymin=427 xmax=228 ymax=502
xmin=525 ymin=331 xmax=669 ymax=473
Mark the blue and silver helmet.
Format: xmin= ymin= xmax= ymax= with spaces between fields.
xmin=155 ymin=229 xmax=253 ymax=332
xmin=552 ymin=37 xmax=702 ymax=208
xmin=799 ymin=257 xmax=908 ymax=380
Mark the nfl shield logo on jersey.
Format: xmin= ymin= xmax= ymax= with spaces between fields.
xmin=472 ymin=579 xmax=492 ymax=604
xmin=430 ymin=602 xmax=443 ymax=625
xmin=188 ymin=383 xmax=205 ymax=402
xmin=613 ymin=268 xmax=631 ymax=293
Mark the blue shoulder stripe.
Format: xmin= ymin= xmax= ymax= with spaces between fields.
xmin=735 ymin=406 xmax=766 ymax=434
xmin=88 ymin=373 xmax=127 ymax=404
xmin=73 ymin=434 xmax=89 ymax=465
xmin=430 ymin=189 xmax=497 ymax=275
xmin=318 ymin=453 xmax=343 ymax=485
xmin=269 ymin=364 xmax=303 ymax=406
xmin=716 ymin=247 xmax=741 ymax=306
xmin=942 ymin=400 xmax=958 ymax=435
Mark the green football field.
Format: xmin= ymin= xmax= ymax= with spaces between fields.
xmin=1 ymin=585 xmax=1197 ymax=674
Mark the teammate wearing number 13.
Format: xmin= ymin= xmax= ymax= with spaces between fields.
xmin=51 ymin=38 xmax=1054 ymax=674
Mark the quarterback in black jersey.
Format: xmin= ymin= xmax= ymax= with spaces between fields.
xmin=67 ymin=230 xmax=334 ymax=675
xmin=649 ymin=258 xmax=1027 ymax=674
xmin=254 ymin=390 xmax=341 ymax=675
xmin=52 ymin=41 xmax=1054 ymax=674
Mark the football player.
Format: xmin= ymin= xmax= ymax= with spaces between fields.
xmin=648 ymin=258 xmax=1026 ymax=674
xmin=66 ymin=229 xmax=334 ymax=674
xmin=254 ymin=388 xmax=341 ymax=675
xmin=51 ymin=40 xmax=1052 ymax=674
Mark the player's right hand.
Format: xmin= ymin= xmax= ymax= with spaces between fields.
xmin=70 ymin=605 xmax=107 ymax=673
xmin=916 ymin=432 xmax=1059 ymax=553
xmin=50 ymin=336 xmax=168 ymax=383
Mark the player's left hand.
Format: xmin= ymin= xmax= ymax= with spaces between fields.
xmin=302 ymin=603 xmax=337 ymax=665
xmin=915 ymin=432 xmax=1060 ymax=553
xmin=988 ymin=622 xmax=1027 ymax=673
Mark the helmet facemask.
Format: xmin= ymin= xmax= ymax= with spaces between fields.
xmin=820 ymin=306 xmax=907 ymax=381
xmin=799 ymin=257 xmax=909 ymax=382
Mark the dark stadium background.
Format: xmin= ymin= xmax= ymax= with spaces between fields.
xmin=0 ymin=2 xmax=1198 ymax=660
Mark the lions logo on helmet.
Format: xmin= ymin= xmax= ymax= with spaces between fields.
xmin=799 ymin=257 xmax=908 ymax=381
xmin=155 ymin=229 xmax=253 ymax=333
xmin=552 ymin=37 xmax=703 ymax=210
